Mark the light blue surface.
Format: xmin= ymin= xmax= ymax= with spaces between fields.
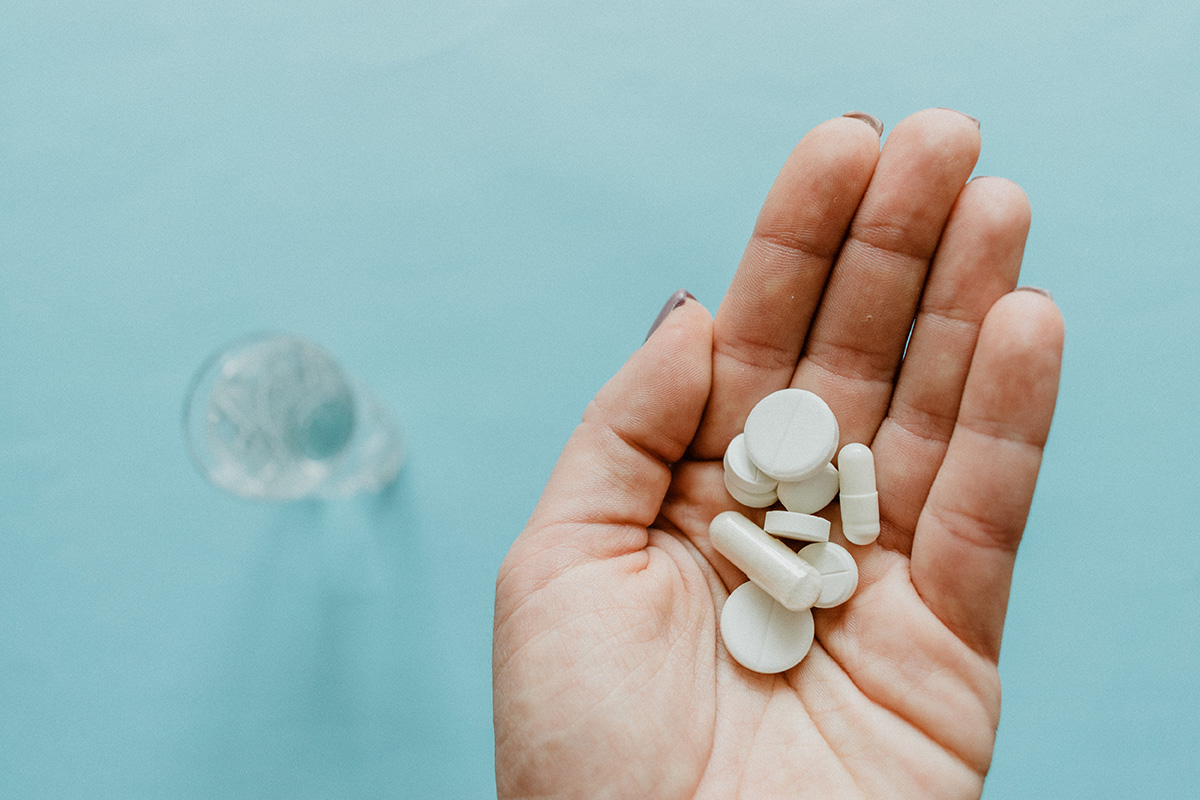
xmin=2 ymin=1 xmax=1197 ymax=797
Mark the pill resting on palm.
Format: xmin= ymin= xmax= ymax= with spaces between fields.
xmin=743 ymin=388 xmax=839 ymax=482
xmin=710 ymin=511 xmax=822 ymax=612
xmin=714 ymin=388 xmax=881 ymax=674
xmin=724 ymin=434 xmax=778 ymax=495
xmin=723 ymin=434 xmax=779 ymax=507
xmin=763 ymin=510 xmax=830 ymax=543
xmin=837 ymin=442 xmax=880 ymax=546
xmin=797 ymin=542 xmax=859 ymax=608
xmin=777 ymin=462 xmax=839 ymax=514
xmin=720 ymin=580 xmax=815 ymax=675
xmin=723 ymin=477 xmax=778 ymax=508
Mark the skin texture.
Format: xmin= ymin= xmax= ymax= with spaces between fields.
xmin=493 ymin=109 xmax=1065 ymax=800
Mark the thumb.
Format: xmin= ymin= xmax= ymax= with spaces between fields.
xmin=520 ymin=292 xmax=713 ymax=564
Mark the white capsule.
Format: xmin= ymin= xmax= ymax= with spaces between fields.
xmin=763 ymin=510 xmax=830 ymax=543
xmin=777 ymin=462 xmax=839 ymax=514
xmin=797 ymin=542 xmax=859 ymax=608
xmin=743 ymin=388 xmax=839 ymax=482
xmin=838 ymin=443 xmax=879 ymax=545
xmin=720 ymin=580 xmax=815 ymax=674
xmin=723 ymin=433 xmax=779 ymax=495
xmin=709 ymin=511 xmax=822 ymax=611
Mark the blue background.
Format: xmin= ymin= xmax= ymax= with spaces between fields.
xmin=2 ymin=1 xmax=1197 ymax=797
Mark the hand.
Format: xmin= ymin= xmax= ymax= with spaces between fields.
xmin=492 ymin=109 xmax=1064 ymax=800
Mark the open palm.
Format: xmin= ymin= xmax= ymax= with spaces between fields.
xmin=493 ymin=109 xmax=1064 ymax=800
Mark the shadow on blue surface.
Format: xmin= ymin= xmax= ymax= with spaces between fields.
xmin=186 ymin=478 xmax=466 ymax=799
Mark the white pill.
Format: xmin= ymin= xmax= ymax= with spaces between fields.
xmin=763 ymin=510 xmax=830 ymax=543
xmin=709 ymin=511 xmax=822 ymax=611
xmin=723 ymin=470 xmax=778 ymax=508
xmin=743 ymin=389 xmax=839 ymax=482
xmin=723 ymin=433 xmax=779 ymax=495
xmin=838 ymin=443 xmax=880 ymax=545
xmin=720 ymin=580 xmax=815 ymax=674
xmin=777 ymin=462 xmax=840 ymax=514
xmin=797 ymin=542 xmax=859 ymax=608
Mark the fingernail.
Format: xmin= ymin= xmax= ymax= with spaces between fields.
xmin=1015 ymin=285 xmax=1054 ymax=301
xmin=645 ymin=288 xmax=692 ymax=342
xmin=843 ymin=111 xmax=883 ymax=136
xmin=936 ymin=107 xmax=980 ymax=128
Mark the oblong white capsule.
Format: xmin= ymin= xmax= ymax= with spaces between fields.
xmin=838 ymin=443 xmax=879 ymax=545
xmin=709 ymin=511 xmax=822 ymax=611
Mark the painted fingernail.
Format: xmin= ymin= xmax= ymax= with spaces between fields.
xmin=645 ymin=288 xmax=693 ymax=342
xmin=843 ymin=111 xmax=883 ymax=136
xmin=937 ymin=107 xmax=980 ymax=128
xmin=1015 ymin=285 xmax=1054 ymax=301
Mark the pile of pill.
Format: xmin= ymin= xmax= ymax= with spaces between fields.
xmin=712 ymin=388 xmax=880 ymax=674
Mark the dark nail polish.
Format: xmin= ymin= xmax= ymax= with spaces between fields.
xmin=1015 ymin=285 xmax=1054 ymax=301
xmin=842 ymin=111 xmax=883 ymax=136
xmin=645 ymin=288 xmax=692 ymax=342
xmin=936 ymin=107 xmax=980 ymax=128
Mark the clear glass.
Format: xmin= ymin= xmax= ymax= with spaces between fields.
xmin=183 ymin=332 xmax=404 ymax=500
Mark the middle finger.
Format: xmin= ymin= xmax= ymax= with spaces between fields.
xmin=791 ymin=108 xmax=982 ymax=448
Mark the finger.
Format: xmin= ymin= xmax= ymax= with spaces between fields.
xmin=791 ymin=108 xmax=982 ymax=447
xmin=517 ymin=298 xmax=714 ymax=566
xmin=871 ymin=177 xmax=1031 ymax=554
xmin=910 ymin=289 xmax=1064 ymax=662
xmin=691 ymin=114 xmax=882 ymax=459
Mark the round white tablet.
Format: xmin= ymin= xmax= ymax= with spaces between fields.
xmin=720 ymin=580 xmax=815 ymax=674
xmin=723 ymin=469 xmax=778 ymax=508
xmin=797 ymin=542 xmax=859 ymax=608
xmin=763 ymin=510 xmax=830 ymax=543
xmin=723 ymin=433 xmax=779 ymax=494
xmin=777 ymin=462 xmax=839 ymax=514
xmin=743 ymin=389 xmax=839 ymax=482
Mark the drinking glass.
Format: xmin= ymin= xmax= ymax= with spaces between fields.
xmin=183 ymin=332 xmax=403 ymax=500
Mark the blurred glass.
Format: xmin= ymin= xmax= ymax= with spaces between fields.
xmin=183 ymin=332 xmax=403 ymax=500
